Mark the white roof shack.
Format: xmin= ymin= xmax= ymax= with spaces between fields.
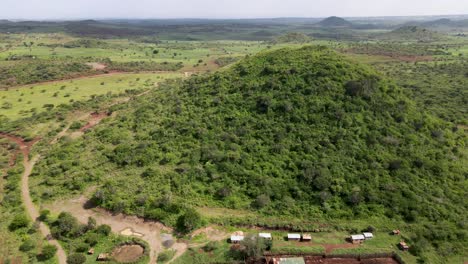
xmin=231 ymin=235 xmax=244 ymax=242
xmin=351 ymin=234 xmax=365 ymax=240
xmin=259 ymin=233 xmax=272 ymax=239
xmin=288 ymin=233 xmax=301 ymax=240
xmin=231 ymin=231 xmax=245 ymax=242
xmin=363 ymin=232 xmax=374 ymax=239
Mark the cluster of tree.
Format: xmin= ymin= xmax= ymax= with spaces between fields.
xmin=214 ymin=56 xmax=242 ymax=67
xmin=377 ymin=60 xmax=468 ymax=125
xmin=271 ymin=32 xmax=311 ymax=44
xmin=33 ymin=46 xmax=467 ymax=258
xmin=106 ymin=61 xmax=183 ymax=72
xmin=0 ymin=60 xmax=93 ymax=88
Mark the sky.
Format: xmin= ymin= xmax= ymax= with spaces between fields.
xmin=1 ymin=0 xmax=468 ymax=20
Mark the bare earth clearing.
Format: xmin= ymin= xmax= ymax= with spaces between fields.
xmin=112 ymin=244 xmax=145 ymax=263
xmin=46 ymin=195 xmax=187 ymax=263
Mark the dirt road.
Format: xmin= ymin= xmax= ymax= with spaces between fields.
xmin=0 ymin=133 xmax=67 ymax=264
xmin=22 ymin=155 xmax=67 ymax=264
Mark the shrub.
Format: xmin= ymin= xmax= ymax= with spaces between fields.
xmin=67 ymin=253 xmax=86 ymax=264
xmin=85 ymin=232 xmax=99 ymax=246
xmin=37 ymin=244 xmax=57 ymax=261
xmin=176 ymin=208 xmax=202 ymax=233
xmin=96 ymin=224 xmax=111 ymax=236
xmin=9 ymin=214 xmax=30 ymax=231
xmin=19 ymin=239 xmax=35 ymax=252
xmin=202 ymin=241 xmax=219 ymax=252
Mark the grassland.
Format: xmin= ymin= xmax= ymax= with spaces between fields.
xmin=0 ymin=72 xmax=182 ymax=120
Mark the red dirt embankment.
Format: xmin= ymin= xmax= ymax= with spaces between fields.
xmin=0 ymin=132 xmax=40 ymax=164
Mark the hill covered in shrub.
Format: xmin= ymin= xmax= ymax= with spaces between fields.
xmin=33 ymin=46 xmax=467 ymax=255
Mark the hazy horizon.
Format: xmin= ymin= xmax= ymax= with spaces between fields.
xmin=2 ymin=0 xmax=468 ymax=20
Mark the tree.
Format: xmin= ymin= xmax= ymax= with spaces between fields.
xmin=67 ymin=253 xmax=86 ymax=264
xmin=53 ymin=212 xmax=79 ymax=238
xmin=96 ymin=224 xmax=111 ymax=236
xmin=253 ymin=194 xmax=271 ymax=209
xmin=176 ymin=208 xmax=202 ymax=233
xmin=86 ymin=217 xmax=97 ymax=231
xmin=240 ymin=235 xmax=269 ymax=260
xmin=9 ymin=214 xmax=29 ymax=231
xmin=19 ymin=239 xmax=35 ymax=252
xmin=37 ymin=244 xmax=57 ymax=261
xmin=85 ymin=233 xmax=99 ymax=246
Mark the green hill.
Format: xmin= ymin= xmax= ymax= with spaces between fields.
xmin=318 ymin=16 xmax=353 ymax=27
xmin=33 ymin=46 xmax=467 ymax=257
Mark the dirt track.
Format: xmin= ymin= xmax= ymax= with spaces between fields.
xmin=0 ymin=133 xmax=67 ymax=264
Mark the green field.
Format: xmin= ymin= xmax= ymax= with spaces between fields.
xmin=0 ymin=72 xmax=182 ymax=120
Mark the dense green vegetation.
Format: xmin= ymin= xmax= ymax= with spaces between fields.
xmin=0 ymin=156 xmax=56 ymax=263
xmin=31 ymin=46 xmax=467 ymax=261
xmin=378 ymin=60 xmax=468 ymax=124
xmin=0 ymin=60 xmax=93 ymax=88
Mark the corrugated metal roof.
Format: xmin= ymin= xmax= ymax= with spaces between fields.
xmin=259 ymin=233 xmax=272 ymax=238
xmin=278 ymin=257 xmax=305 ymax=264
xmin=287 ymin=233 xmax=301 ymax=239
xmin=351 ymin=234 xmax=365 ymax=240
xmin=231 ymin=235 xmax=244 ymax=241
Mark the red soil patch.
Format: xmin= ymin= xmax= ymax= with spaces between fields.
xmin=0 ymin=132 xmax=40 ymax=164
xmin=80 ymin=112 xmax=110 ymax=132
xmin=112 ymin=244 xmax=145 ymax=263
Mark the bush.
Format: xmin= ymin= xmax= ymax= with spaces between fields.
xmin=19 ymin=239 xmax=35 ymax=252
xmin=202 ymin=241 xmax=219 ymax=252
xmin=67 ymin=253 xmax=86 ymax=264
xmin=157 ymin=251 xmax=173 ymax=262
xmin=176 ymin=208 xmax=202 ymax=233
xmin=96 ymin=224 xmax=111 ymax=236
xmin=9 ymin=214 xmax=30 ymax=231
xmin=85 ymin=232 xmax=99 ymax=246
xmin=37 ymin=244 xmax=57 ymax=261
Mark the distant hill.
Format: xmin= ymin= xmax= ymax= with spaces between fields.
xmin=380 ymin=26 xmax=445 ymax=41
xmin=317 ymin=16 xmax=353 ymax=27
xmin=401 ymin=19 xmax=468 ymax=30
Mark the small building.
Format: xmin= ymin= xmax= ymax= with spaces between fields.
xmin=363 ymin=232 xmax=374 ymax=239
xmin=87 ymin=248 xmax=95 ymax=255
xmin=399 ymin=241 xmax=409 ymax=251
xmin=287 ymin=233 xmax=301 ymax=241
xmin=259 ymin=233 xmax=272 ymax=240
xmin=230 ymin=231 xmax=245 ymax=243
xmin=301 ymin=234 xmax=312 ymax=241
xmin=350 ymin=234 xmax=365 ymax=244
xmin=96 ymin=253 xmax=109 ymax=261
xmin=392 ymin=229 xmax=401 ymax=235
xmin=273 ymin=257 xmax=305 ymax=264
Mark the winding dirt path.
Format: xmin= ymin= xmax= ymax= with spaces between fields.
xmin=0 ymin=133 xmax=67 ymax=264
